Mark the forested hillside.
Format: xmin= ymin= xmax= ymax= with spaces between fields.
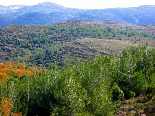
xmin=1 ymin=20 xmax=155 ymax=115
xmin=1 ymin=45 xmax=155 ymax=115
xmin=1 ymin=20 xmax=155 ymax=67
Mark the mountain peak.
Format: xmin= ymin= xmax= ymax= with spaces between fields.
xmin=37 ymin=1 xmax=64 ymax=7
xmin=0 ymin=4 xmax=155 ymax=27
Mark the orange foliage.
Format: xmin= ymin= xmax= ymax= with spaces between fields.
xmin=0 ymin=63 xmax=4 ymax=69
xmin=0 ymin=62 xmax=14 ymax=73
xmin=0 ymin=66 xmax=11 ymax=73
xmin=39 ymin=68 xmax=43 ymax=72
xmin=11 ymin=112 xmax=22 ymax=116
xmin=12 ymin=69 xmax=33 ymax=77
xmin=0 ymin=62 xmax=34 ymax=77
xmin=6 ymin=62 xmax=14 ymax=68
xmin=15 ymin=63 xmax=25 ymax=70
xmin=12 ymin=69 xmax=25 ymax=77
xmin=26 ymin=70 xmax=33 ymax=77
xmin=0 ymin=98 xmax=12 ymax=116
xmin=0 ymin=72 xmax=9 ymax=84
xmin=0 ymin=62 xmax=45 ymax=79
xmin=0 ymin=98 xmax=22 ymax=116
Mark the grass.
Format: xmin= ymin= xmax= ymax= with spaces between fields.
xmin=116 ymin=94 xmax=155 ymax=116
xmin=77 ymin=38 xmax=134 ymax=55
xmin=64 ymin=38 xmax=155 ymax=59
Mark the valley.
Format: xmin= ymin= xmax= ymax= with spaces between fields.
xmin=1 ymin=20 xmax=155 ymax=67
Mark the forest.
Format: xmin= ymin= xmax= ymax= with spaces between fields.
xmin=0 ymin=20 xmax=154 ymax=67
xmin=1 ymin=20 xmax=155 ymax=115
xmin=1 ymin=45 xmax=155 ymax=115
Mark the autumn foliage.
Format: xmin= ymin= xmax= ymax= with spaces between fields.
xmin=0 ymin=98 xmax=22 ymax=116
xmin=0 ymin=98 xmax=12 ymax=116
xmin=0 ymin=72 xmax=9 ymax=84
xmin=0 ymin=62 xmax=43 ymax=116
xmin=0 ymin=62 xmax=34 ymax=83
xmin=11 ymin=112 xmax=22 ymax=116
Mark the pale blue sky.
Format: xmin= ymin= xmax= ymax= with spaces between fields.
xmin=1 ymin=0 xmax=155 ymax=9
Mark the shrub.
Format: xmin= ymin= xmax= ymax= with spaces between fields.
xmin=112 ymin=82 xmax=124 ymax=101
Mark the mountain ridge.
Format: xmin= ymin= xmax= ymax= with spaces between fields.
xmin=0 ymin=2 xmax=155 ymax=27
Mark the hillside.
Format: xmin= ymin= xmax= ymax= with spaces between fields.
xmin=0 ymin=20 xmax=155 ymax=67
xmin=1 ymin=44 xmax=155 ymax=115
xmin=1 ymin=20 xmax=155 ymax=115
xmin=0 ymin=2 xmax=155 ymax=27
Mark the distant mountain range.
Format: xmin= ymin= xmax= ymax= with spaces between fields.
xmin=0 ymin=2 xmax=155 ymax=27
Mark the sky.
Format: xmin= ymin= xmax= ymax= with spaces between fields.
xmin=1 ymin=0 xmax=155 ymax=9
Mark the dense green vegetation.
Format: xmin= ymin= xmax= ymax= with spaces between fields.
xmin=1 ymin=20 xmax=155 ymax=115
xmin=0 ymin=20 xmax=154 ymax=67
xmin=1 ymin=45 xmax=155 ymax=115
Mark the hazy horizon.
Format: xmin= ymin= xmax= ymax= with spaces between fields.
xmin=0 ymin=0 xmax=155 ymax=9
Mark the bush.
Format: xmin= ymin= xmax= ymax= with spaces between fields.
xmin=112 ymin=83 xmax=124 ymax=101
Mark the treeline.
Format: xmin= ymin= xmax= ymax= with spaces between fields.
xmin=0 ymin=24 xmax=153 ymax=67
xmin=1 ymin=45 xmax=155 ymax=115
